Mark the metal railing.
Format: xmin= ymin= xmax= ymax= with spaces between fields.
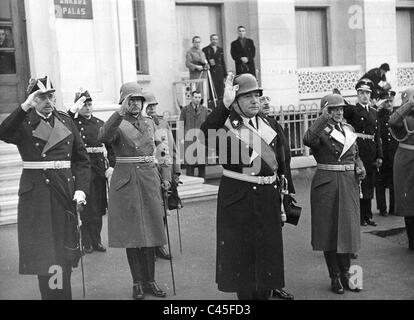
xmin=164 ymin=102 xmax=321 ymax=159
xmin=268 ymin=103 xmax=321 ymax=157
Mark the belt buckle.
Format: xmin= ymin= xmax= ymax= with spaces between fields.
xmin=54 ymin=161 xmax=63 ymax=169
xmin=345 ymin=164 xmax=352 ymax=170
xmin=144 ymin=156 xmax=150 ymax=163
xmin=263 ymin=176 xmax=271 ymax=184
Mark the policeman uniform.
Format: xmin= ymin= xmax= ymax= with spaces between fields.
xmin=343 ymin=79 xmax=383 ymax=226
xmin=68 ymin=90 xmax=115 ymax=252
xmin=0 ymin=77 xmax=90 ymax=299
xmin=375 ymin=91 xmax=398 ymax=216
xmin=304 ymin=94 xmax=364 ymax=294
xmin=99 ymin=82 xmax=170 ymax=299
xmin=200 ymin=74 xmax=288 ymax=300
xmin=389 ymin=87 xmax=414 ymax=250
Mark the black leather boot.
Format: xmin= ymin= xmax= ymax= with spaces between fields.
xmin=132 ymin=282 xmax=144 ymax=300
xmin=338 ymin=253 xmax=361 ymax=292
xmin=331 ymin=276 xmax=344 ymax=294
xmin=144 ymin=281 xmax=167 ymax=298
xmin=324 ymin=251 xmax=344 ymax=294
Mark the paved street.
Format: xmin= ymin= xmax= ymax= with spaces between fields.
xmin=1 ymin=170 xmax=413 ymax=300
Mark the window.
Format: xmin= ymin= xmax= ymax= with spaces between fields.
xmin=0 ymin=0 xmax=16 ymax=74
xmin=132 ymin=0 xmax=148 ymax=74
xmin=396 ymin=8 xmax=414 ymax=63
xmin=295 ymin=8 xmax=329 ymax=68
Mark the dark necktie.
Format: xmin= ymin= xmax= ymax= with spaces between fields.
xmin=42 ymin=116 xmax=54 ymax=127
xmin=248 ymin=119 xmax=256 ymax=129
xmin=335 ymin=123 xmax=344 ymax=136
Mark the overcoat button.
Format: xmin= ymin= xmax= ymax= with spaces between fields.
xmin=82 ymin=136 xmax=86 ymax=139
xmin=253 ymin=186 xmax=257 ymax=190
xmin=45 ymin=179 xmax=50 ymax=184
xmin=35 ymin=143 xmax=40 ymax=146
xmin=67 ymin=154 xmax=70 ymax=157
xmin=42 ymin=154 xmax=46 ymax=158
xmin=78 ymin=121 xmax=82 ymax=124
xmin=67 ymin=141 xmax=70 ymax=144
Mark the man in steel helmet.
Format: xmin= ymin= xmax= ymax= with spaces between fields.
xmin=304 ymin=94 xmax=365 ymax=294
xmin=200 ymin=73 xmax=291 ymax=300
xmin=99 ymin=82 xmax=171 ymax=299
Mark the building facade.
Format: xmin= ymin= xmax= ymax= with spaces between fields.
xmin=1 ymin=0 xmax=414 ymax=224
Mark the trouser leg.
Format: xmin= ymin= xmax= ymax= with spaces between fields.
xmin=375 ymin=178 xmax=387 ymax=213
xmin=126 ymin=248 xmax=144 ymax=284
xmin=81 ymin=223 xmax=92 ymax=248
xmin=90 ymin=216 xmax=103 ymax=247
xmin=389 ymin=184 xmax=395 ymax=214
xmin=37 ymin=262 xmax=72 ymax=300
xmin=186 ymin=165 xmax=194 ymax=177
xmin=323 ymin=251 xmax=340 ymax=278
xmin=197 ymin=165 xmax=206 ymax=179
xmin=404 ymin=217 xmax=414 ymax=248
xmin=138 ymin=247 xmax=155 ymax=283
xmin=360 ymin=199 xmax=372 ymax=223
xmin=337 ymin=253 xmax=351 ymax=274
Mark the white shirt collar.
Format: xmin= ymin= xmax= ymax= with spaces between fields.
xmin=36 ymin=110 xmax=52 ymax=120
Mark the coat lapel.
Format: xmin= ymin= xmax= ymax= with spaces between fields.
xmin=42 ymin=117 xmax=72 ymax=153
xmin=339 ymin=125 xmax=357 ymax=158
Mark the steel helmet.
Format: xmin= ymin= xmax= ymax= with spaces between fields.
xmin=143 ymin=91 xmax=158 ymax=105
xmin=320 ymin=94 xmax=347 ymax=110
xmin=401 ymin=87 xmax=414 ymax=105
xmin=234 ymin=73 xmax=263 ymax=98
xmin=119 ymin=82 xmax=145 ymax=104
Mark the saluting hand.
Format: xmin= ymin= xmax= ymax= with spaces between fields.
xmin=21 ymin=90 xmax=43 ymax=112
xmin=223 ymin=72 xmax=237 ymax=109
xmin=118 ymin=93 xmax=132 ymax=117
xmin=322 ymin=106 xmax=332 ymax=119
xmin=68 ymin=96 xmax=86 ymax=114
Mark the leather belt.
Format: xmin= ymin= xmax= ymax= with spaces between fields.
xmin=86 ymin=146 xmax=105 ymax=154
xmin=355 ymin=133 xmax=374 ymax=140
xmin=222 ymin=169 xmax=277 ymax=185
xmin=23 ymin=161 xmax=71 ymax=170
xmin=399 ymin=143 xmax=414 ymax=151
xmin=317 ymin=163 xmax=355 ymax=171
xmin=116 ymin=156 xmax=155 ymax=163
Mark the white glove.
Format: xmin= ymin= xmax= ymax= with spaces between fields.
xmin=73 ymin=190 xmax=86 ymax=205
xmin=105 ymin=167 xmax=114 ymax=181
xmin=223 ymin=72 xmax=238 ymax=109
xmin=68 ymin=96 xmax=86 ymax=118
xmin=21 ymin=90 xmax=43 ymax=112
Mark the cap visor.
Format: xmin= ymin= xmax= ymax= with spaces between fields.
xmin=39 ymin=89 xmax=56 ymax=94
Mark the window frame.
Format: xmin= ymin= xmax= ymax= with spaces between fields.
xmin=132 ymin=0 xmax=149 ymax=75
xmin=295 ymin=6 xmax=330 ymax=68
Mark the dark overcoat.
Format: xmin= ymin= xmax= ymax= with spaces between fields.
xmin=69 ymin=112 xmax=115 ymax=222
xmin=202 ymin=45 xmax=227 ymax=99
xmin=389 ymin=102 xmax=414 ymax=217
xmin=179 ymin=103 xmax=209 ymax=166
xmin=0 ymin=107 xmax=90 ymax=275
xmin=344 ymin=103 xmax=382 ymax=199
xmin=377 ymin=108 xmax=398 ymax=186
xmin=98 ymin=112 xmax=170 ymax=248
xmin=230 ymin=38 xmax=256 ymax=76
xmin=303 ymin=115 xmax=364 ymax=253
xmin=200 ymin=102 xmax=287 ymax=292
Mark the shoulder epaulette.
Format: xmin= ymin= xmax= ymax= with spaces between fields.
xmin=57 ymin=110 xmax=70 ymax=117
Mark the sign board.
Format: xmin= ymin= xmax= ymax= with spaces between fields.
xmin=54 ymin=0 xmax=93 ymax=19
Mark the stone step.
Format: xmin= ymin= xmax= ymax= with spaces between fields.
xmin=0 ymin=142 xmax=19 ymax=156
xmin=0 ymin=185 xmax=18 ymax=197
xmin=0 ymin=170 xmax=21 ymax=189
